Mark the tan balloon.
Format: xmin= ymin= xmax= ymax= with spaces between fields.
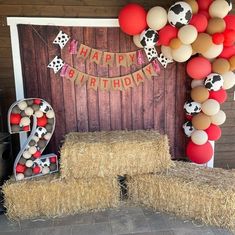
xmin=209 ymin=0 xmax=230 ymax=18
xmin=192 ymin=113 xmax=211 ymax=130
xmin=169 ymin=38 xmax=182 ymax=49
xmin=229 ymin=55 xmax=235 ymax=71
xmin=161 ymin=46 xmax=173 ymax=60
xmin=191 ymin=79 xmax=204 ymax=88
xmin=212 ymin=58 xmax=230 ymax=74
xmin=191 ymin=86 xmax=209 ymax=103
xmin=192 ymin=33 xmax=213 ymax=54
xmin=178 ymin=25 xmax=198 ymax=44
xmin=222 ymin=71 xmax=235 ymax=90
xmin=20 ymin=117 xmax=30 ymax=126
xmin=171 ymin=44 xmax=192 ymax=62
xmin=133 ymin=34 xmax=143 ymax=48
xmin=207 ymin=18 xmax=226 ymax=34
xmin=191 ymin=130 xmax=208 ymax=145
xmin=211 ymin=110 xmax=226 ymax=125
xmin=201 ymin=43 xmax=223 ymax=59
xmin=147 ymin=6 xmax=168 ymax=30
xmin=185 ymin=0 xmax=199 ymax=14
xmin=201 ymin=99 xmax=220 ymax=116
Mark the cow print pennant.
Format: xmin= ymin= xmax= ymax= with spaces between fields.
xmin=157 ymin=53 xmax=173 ymax=68
xmin=47 ymin=56 xmax=65 ymax=74
xmin=53 ymin=30 xmax=70 ymax=49
xmin=143 ymin=46 xmax=158 ymax=62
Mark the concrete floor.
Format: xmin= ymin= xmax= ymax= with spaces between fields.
xmin=0 ymin=205 xmax=234 ymax=235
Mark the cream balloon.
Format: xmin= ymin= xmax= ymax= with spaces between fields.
xmin=209 ymin=0 xmax=230 ymax=18
xmin=211 ymin=110 xmax=226 ymax=125
xmin=201 ymin=99 xmax=220 ymax=116
xmin=161 ymin=46 xmax=173 ymax=60
xmin=178 ymin=25 xmax=198 ymax=45
xmin=172 ymin=44 xmax=192 ymax=62
xmin=191 ymin=130 xmax=208 ymax=145
xmin=222 ymin=71 xmax=235 ymax=90
xmin=191 ymin=80 xmax=204 ymax=88
xmin=147 ymin=6 xmax=168 ymax=30
xmin=16 ymin=173 xmax=25 ymax=181
xmin=133 ymin=34 xmax=143 ymax=48
xmin=18 ymin=101 xmax=27 ymax=110
xmin=201 ymin=43 xmax=223 ymax=59
xmin=20 ymin=117 xmax=30 ymax=126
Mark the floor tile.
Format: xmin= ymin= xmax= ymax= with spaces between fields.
xmin=108 ymin=206 xmax=143 ymax=220
xmin=0 ymin=215 xmax=20 ymax=232
xmin=0 ymin=231 xmax=30 ymax=235
xmin=92 ymin=210 xmax=109 ymax=223
xmin=110 ymin=214 xmax=133 ymax=235
xmin=130 ymin=213 xmax=151 ymax=233
xmin=28 ymin=226 xmax=72 ymax=235
xmin=71 ymin=222 xmax=112 ymax=235
xmin=19 ymin=218 xmax=54 ymax=230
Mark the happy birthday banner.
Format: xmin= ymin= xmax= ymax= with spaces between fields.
xmin=59 ymin=61 xmax=159 ymax=91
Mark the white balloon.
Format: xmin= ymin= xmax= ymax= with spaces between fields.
xmin=201 ymin=43 xmax=223 ymax=59
xmin=147 ymin=6 xmax=168 ymax=30
xmin=16 ymin=173 xmax=25 ymax=181
xmin=211 ymin=110 xmax=226 ymax=125
xmin=172 ymin=44 xmax=192 ymax=62
xmin=209 ymin=0 xmax=230 ymax=18
xmin=178 ymin=25 xmax=198 ymax=44
xmin=161 ymin=46 xmax=173 ymax=60
xmin=18 ymin=101 xmax=27 ymax=110
xmin=133 ymin=34 xmax=143 ymax=48
xmin=191 ymin=130 xmax=208 ymax=145
xmin=222 ymin=71 xmax=235 ymax=90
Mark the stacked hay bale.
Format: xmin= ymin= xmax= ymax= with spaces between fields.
xmin=3 ymin=130 xmax=172 ymax=220
xmin=128 ymin=161 xmax=235 ymax=229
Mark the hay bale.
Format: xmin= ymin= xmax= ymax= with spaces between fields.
xmin=128 ymin=161 xmax=235 ymax=229
xmin=2 ymin=174 xmax=119 ymax=220
xmin=60 ymin=130 xmax=173 ymax=179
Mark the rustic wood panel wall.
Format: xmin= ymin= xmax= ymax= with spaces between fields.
xmin=0 ymin=0 xmax=235 ymax=167
xmin=18 ymin=25 xmax=187 ymax=159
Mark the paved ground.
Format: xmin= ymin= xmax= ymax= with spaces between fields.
xmin=0 ymin=205 xmax=234 ymax=235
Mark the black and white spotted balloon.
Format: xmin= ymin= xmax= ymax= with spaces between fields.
xmin=168 ymin=1 xmax=192 ymax=28
xmin=204 ymin=73 xmax=224 ymax=91
xmin=184 ymin=101 xmax=202 ymax=115
xmin=140 ymin=28 xmax=159 ymax=48
xmin=182 ymin=121 xmax=195 ymax=137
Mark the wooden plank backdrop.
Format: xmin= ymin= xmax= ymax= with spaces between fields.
xmin=17 ymin=25 xmax=188 ymax=159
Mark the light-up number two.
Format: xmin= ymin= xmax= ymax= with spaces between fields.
xmin=8 ymin=98 xmax=58 ymax=181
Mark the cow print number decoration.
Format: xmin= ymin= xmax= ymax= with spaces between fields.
xmin=8 ymin=98 xmax=58 ymax=181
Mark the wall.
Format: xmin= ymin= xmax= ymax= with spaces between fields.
xmin=0 ymin=0 xmax=235 ymax=168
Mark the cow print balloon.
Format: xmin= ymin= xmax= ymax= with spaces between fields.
xmin=184 ymin=101 xmax=202 ymax=115
xmin=182 ymin=121 xmax=195 ymax=137
xmin=168 ymin=1 xmax=192 ymax=28
xmin=140 ymin=28 xmax=159 ymax=48
xmin=204 ymin=73 xmax=224 ymax=91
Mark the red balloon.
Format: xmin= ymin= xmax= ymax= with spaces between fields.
xmin=33 ymin=151 xmax=41 ymax=158
xmin=197 ymin=0 xmax=213 ymax=11
xmin=158 ymin=25 xmax=178 ymax=46
xmin=219 ymin=45 xmax=235 ymax=59
xmin=205 ymin=124 xmax=222 ymax=141
xmin=50 ymin=156 xmax=57 ymax=163
xmin=186 ymin=56 xmax=212 ymax=80
xmin=209 ymin=89 xmax=227 ymax=104
xmin=212 ymin=33 xmax=225 ymax=45
xmin=186 ymin=140 xmax=213 ymax=164
xmin=223 ymin=29 xmax=235 ymax=47
xmin=189 ymin=13 xmax=208 ymax=33
xmin=37 ymin=115 xmax=48 ymax=127
xmin=16 ymin=164 xmax=26 ymax=173
xmin=185 ymin=114 xmax=193 ymax=121
xmin=23 ymin=125 xmax=30 ymax=132
xmin=10 ymin=113 xmax=21 ymax=125
xmin=224 ymin=15 xmax=235 ymax=31
xmin=33 ymin=165 xmax=41 ymax=174
xmin=118 ymin=3 xmax=147 ymax=35
xmin=34 ymin=99 xmax=41 ymax=105
xmin=198 ymin=10 xmax=210 ymax=20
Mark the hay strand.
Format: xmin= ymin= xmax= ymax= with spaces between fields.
xmin=128 ymin=161 xmax=235 ymax=229
xmin=60 ymin=130 xmax=173 ymax=179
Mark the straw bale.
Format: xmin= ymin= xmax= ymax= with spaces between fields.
xmin=60 ymin=130 xmax=173 ymax=179
xmin=2 ymin=174 xmax=119 ymax=220
xmin=128 ymin=161 xmax=235 ymax=229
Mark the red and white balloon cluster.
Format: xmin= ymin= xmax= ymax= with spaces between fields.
xmin=118 ymin=0 xmax=235 ymax=164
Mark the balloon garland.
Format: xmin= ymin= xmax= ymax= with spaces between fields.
xmin=118 ymin=0 xmax=235 ymax=164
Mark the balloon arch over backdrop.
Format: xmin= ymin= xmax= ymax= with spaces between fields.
xmin=118 ymin=0 xmax=235 ymax=164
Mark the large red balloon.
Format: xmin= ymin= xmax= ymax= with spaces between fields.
xmin=37 ymin=115 xmax=48 ymax=127
xmin=224 ymin=15 xmax=235 ymax=31
xmin=10 ymin=113 xmax=21 ymax=125
xmin=205 ymin=124 xmax=222 ymax=141
xmin=189 ymin=13 xmax=208 ymax=33
xmin=209 ymin=89 xmax=227 ymax=104
xmin=219 ymin=45 xmax=235 ymax=59
xmin=223 ymin=29 xmax=235 ymax=47
xmin=186 ymin=140 xmax=213 ymax=164
xmin=158 ymin=25 xmax=178 ymax=46
xmin=186 ymin=56 xmax=212 ymax=80
xmin=118 ymin=3 xmax=147 ymax=35
xmin=197 ymin=0 xmax=213 ymax=11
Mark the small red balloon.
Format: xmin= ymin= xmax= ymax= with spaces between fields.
xmin=33 ymin=151 xmax=41 ymax=158
xmin=10 ymin=113 xmax=21 ymax=125
xmin=190 ymin=13 xmax=208 ymax=33
xmin=186 ymin=56 xmax=212 ymax=80
xmin=118 ymin=3 xmax=147 ymax=35
xmin=16 ymin=164 xmax=26 ymax=173
xmin=50 ymin=156 xmax=57 ymax=163
xmin=34 ymin=99 xmax=41 ymax=105
xmin=37 ymin=115 xmax=47 ymax=127
xmin=219 ymin=45 xmax=235 ymax=59
xmin=158 ymin=25 xmax=178 ymax=46
xmin=209 ymin=89 xmax=227 ymax=104
xmin=224 ymin=15 xmax=235 ymax=31
xmin=223 ymin=29 xmax=235 ymax=47
xmin=33 ymin=165 xmax=41 ymax=174
xmin=186 ymin=140 xmax=213 ymax=164
xmin=205 ymin=124 xmax=222 ymax=141
xmin=212 ymin=33 xmax=225 ymax=45
xmin=197 ymin=0 xmax=213 ymax=11
xmin=185 ymin=114 xmax=193 ymax=121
